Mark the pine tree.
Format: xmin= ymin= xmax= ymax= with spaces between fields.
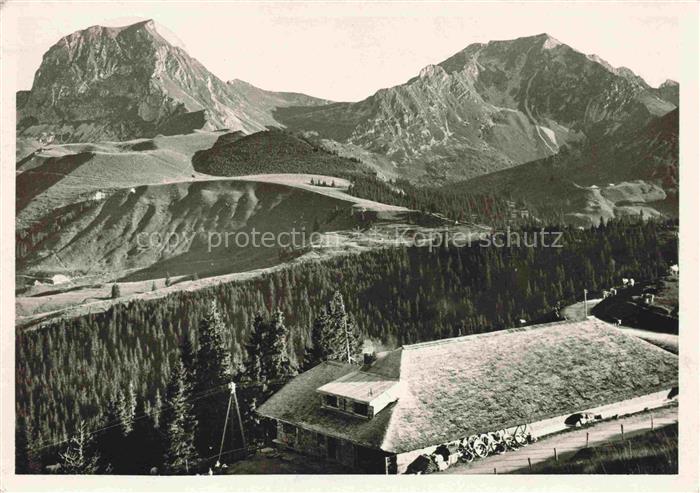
xmin=15 ymin=415 xmax=40 ymax=474
xmin=163 ymin=358 xmax=199 ymax=475
xmin=305 ymin=292 xmax=364 ymax=365
xmin=58 ymin=421 xmax=100 ymax=474
xmin=193 ymin=302 xmax=233 ymax=457
xmin=152 ymin=390 xmax=163 ymax=430
xmin=243 ymin=313 xmax=267 ymax=384
xmin=179 ymin=330 xmax=197 ymax=389
xmin=327 ymin=291 xmax=363 ymax=363
xmin=305 ymin=306 xmax=333 ymax=368
xmin=262 ymin=310 xmax=297 ymax=385
xmin=119 ymin=382 xmax=137 ymax=436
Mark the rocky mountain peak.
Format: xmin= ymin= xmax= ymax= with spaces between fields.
xmin=418 ymin=64 xmax=447 ymax=80
xmin=539 ymin=33 xmax=563 ymax=49
xmin=277 ymin=32 xmax=675 ymax=183
xmin=17 ymin=20 xmax=327 ymax=144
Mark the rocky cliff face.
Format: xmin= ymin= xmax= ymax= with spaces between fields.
xmin=654 ymin=79 xmax=679 ymax=106
xmin=276 ymin=34 xmax=676 ymax=182
xmin=17 ymin=20 xmax=327 ymax=143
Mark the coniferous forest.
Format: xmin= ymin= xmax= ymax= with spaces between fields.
xmin=15 ymin=219 xmax=677 ymax=471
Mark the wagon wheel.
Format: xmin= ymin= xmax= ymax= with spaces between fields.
xmin=479 ymin=434 xmax=495 ymax=455
xmin=514 ymin=430 xmax=527 ymax=445
xmin=472 ymin=439 xmax=488 ymax=458
xmin=490 ymin=432 xmax=505 ymax=453
xmin=459 ymin=448 xmax=474 ymax=463
xmin=492 ymin=437 xmax=506 ymax=454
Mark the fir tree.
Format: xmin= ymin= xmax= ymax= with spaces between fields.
xmin=58 ymin=421 xmax=100 ymax=474
xmin=15 ymin=415 xmax=40 ymax=474
xmin=163 ymin=358 xmax=199 ymax=475
xmin=119 ymin=383 xmax=137 ymax=436
xmin=179 ymin=330 xmax=197 ymax=389
xmin=305 ymin=306 xmax=332 ymax=368
xmin=263 ymin=310 xmax=297 ymax=385
xmin=152 ymin=390 xmax=163 ymax=430
xmin=305 ymin=292 xmax=363 ymax=365
xmin=193 ymin=302 xmax=233 ymax=457
xmin=243 ymin=313 xmax=267 ymax=385
xmin=327 ymin=291 xmax=364 ymax=363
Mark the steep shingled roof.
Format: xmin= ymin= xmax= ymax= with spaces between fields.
xmin=257 ymin=319 xmax=678 ymax=453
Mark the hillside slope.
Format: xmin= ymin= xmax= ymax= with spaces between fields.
xmin=456 ymin=108 xmax=678 ymax=225
xmin=16 ymin=131 xmax=225 ymax=228
xmin=18 ymin=179 xmax=364 ymax=280
xmin=276 ymin=34 xmax=675 ymax=183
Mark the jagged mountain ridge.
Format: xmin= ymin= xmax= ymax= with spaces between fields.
xmin=16 ymin=20 xmax=328 ymax=143
xmin=275 ymin=33 xmax=676 ymax=183
xmin=17 ymin=25 xmax=678 ymax=188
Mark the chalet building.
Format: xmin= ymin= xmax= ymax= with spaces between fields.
xmin=257 ymin=319 xmax=678 ymax=474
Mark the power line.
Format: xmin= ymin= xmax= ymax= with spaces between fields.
xmin=29 ymin=384 xmax=229 ymax=452
xmin=28 ymin=376 xmax=293 ymax=453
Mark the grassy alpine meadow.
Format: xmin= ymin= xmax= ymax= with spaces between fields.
xmin=524 ymin=424 xmax=678 ymax=474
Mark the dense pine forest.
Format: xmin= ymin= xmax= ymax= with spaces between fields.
xmin=347 ymin=175 xmax=532 ymax=225
xmin=16 ymin=219 xmax=677 ymax=469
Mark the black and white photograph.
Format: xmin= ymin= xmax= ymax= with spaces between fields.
xmin=0 ymin=1 xmax=698 ymax=491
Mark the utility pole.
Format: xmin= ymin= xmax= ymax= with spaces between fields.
xmin=216 ymin=382 xmax=248 ymax=468
xmin=344 ymin=316 xmax=351 ymax=363
xmin=583 ymin=288 xmax=588 ymax=319
xmin=231 ymin=382 xmax=247 ymax=458
xmin=216 ymin=385 xmax=234 ymax=468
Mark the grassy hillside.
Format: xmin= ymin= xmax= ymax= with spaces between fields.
xmin=16 ymin=131 xmax=224 ymax=228
xmin=17 ymin=179 xmax=366 ymax=281
xmin=525 ymin=424 xmax=677 ymax=474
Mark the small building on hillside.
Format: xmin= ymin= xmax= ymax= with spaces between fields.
xmin=257 ymin=319 xmax=678 ymax=474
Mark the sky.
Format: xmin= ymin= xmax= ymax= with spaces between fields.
xmin=4 ymin=1 xmax=687 ymax=102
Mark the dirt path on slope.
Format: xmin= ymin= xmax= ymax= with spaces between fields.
xmin=441 ymin=404 xmax=678 ymax=474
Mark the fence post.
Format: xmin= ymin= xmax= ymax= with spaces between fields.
xmin=494 ymin=467 xmax=497 ymax=475
xmin=621 ymin=424 xmax=624 ymax=440
xmin=651 ymin=415 xmax=654 ymax=430
xmin=586 ymin=432 xmax=589 ymax=448
xmin=554 ymin=448 xmax=558 ymax=462
xmin=528 ymin=457 xmax=532 ymax=472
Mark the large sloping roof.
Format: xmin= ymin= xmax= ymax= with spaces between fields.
xmin=258 ymin=319 xmax=678 ymax=453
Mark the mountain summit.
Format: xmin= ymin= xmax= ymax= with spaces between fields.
xmin=17 ymin=20 xmax=327 ymax=143
xmin=276 ymin=33 xmax=676 ymax=182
